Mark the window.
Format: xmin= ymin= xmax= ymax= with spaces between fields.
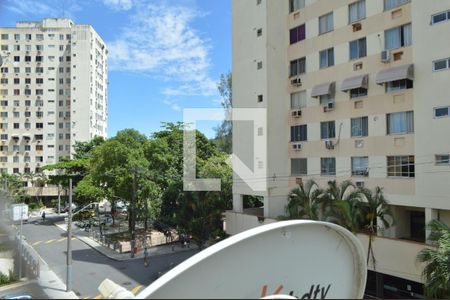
xmin=319 ymin=94 xmax=334 ymax=105
xmin=436 ymin=155 xmax=450 ymax=166
xmin=291 ymin=91 xmax=307 ymax=109
xmin=351 ymin=117 xmax=369 ymax=137
xmin=384 ymin=0 xmax=410 ymax=11
xmin=321 ymin=121 xmax=336 ymax=139
xmin=432 ymin=10 xmax=450 ymax=25
xmin=385 ymin=23 xmax=412 ymax=50
xmin=434 ymin=106 xmax=450 ymax=118
xmin=36 ymin=56 xmax=43 ymax=62
xmin=0 ymin=79 xmax=7 ymax=84
xmin=36 ymin=67 xmax=44 ymax=73
xmin=386 ymin=79 xmax=413 ymax=92
xmin=320 ymin=48 xmax=334 ymax=69
xmin=0 ymin=45 xmax=7 ymax=51
xmin=290 ymin=57 xmax=306 ymax=76
xmin=352 ymin=157 xmax=369 ymax=176
xmin=13 ymin=123 xmax=19 ymax=129
xmin=257 ymin=95 xmax=263 ymax=103
xmin=13 ymin=56 xmax=20 ymax=62
xmin=1 ymin=34 xmax=8 ymax=40
xmin=433 ymin=58 xmax=450 ymax=71
xmin=291 ymin=158 xmax=307 ymax=175
xmin=349 ymin=38 xmax=367 ymax=60
xmin=290 ymin=24 xmax=306 ymax=44
xmin=36 ymin=145 xmax=43 ymax=151
xmin=291 ymin=125 xmax=307 ymax=142
xmin=319 ymin=12 xmax=334 ymax=34
xmin=257 ymin=61 xmax=263 ymax=69
xmin=13 ymin=78 xmax=19 ymax=84
xmin=349 ymin=0 xmax=366 ymax=23
xmin=36 ymin=123 xmax=44 ymax=129
xmin=36 ymin=34 xmax=44 ymax=41
xmin=13 ymin=67 xmax=19 ymax=73
xmin=0 ymin=68 xmax=8 ymax=74
xmin=321 ymin=158 xmax=336 ymax=176
xmin=350 ymin=88 xmax=368 ymax=99
xmin=25 ymin=67 xmax=31 ymax=73
xmin=256 ymin=28 xmax=262 ymax=37
xmin=25 ymin=56 xmax=31 ymax=62
xmin=289 ymin=0 xmax=305 ymax=13
xmin=387 ymin=156 xmax=415 ymax=178
xmin=387 ymin=111 xmax=414 ymax=134
xmin=36 ymin=78 xmax=44 ymax=84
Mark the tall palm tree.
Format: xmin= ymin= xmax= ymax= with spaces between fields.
xmin=287 ymin=180 xmax=323 ymax=220
xmin=416 ymin=220 xmax=450 ymax=299
xmin=360 ymin=187 xmax=393 ymax=269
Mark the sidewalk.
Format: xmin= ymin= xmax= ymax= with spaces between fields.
xmin=55 ymin=222 xmax=197 ymax=262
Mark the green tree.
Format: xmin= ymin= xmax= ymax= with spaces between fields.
xmin=360 ymin=187 xmax=393 ymax=268
xmin=0 ymin=173 xmax=29 ymax=203
xmin=287 ymin=180 xmax=323 ymax=220
xmin=416 ymin=220 xmax=450 ymax=299
xmin=213 ymin=72 xmax=232 ymax=154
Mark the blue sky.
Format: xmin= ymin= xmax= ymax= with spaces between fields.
xmin=0 ymin=0 xmax=231 ymax=138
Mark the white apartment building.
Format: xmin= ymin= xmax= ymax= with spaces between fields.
xmin=230 ymin=0 xmax=450 ymax=298
xmin=0 ymin=18 xmax=108 ymax=178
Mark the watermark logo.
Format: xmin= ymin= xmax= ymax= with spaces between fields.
xmin=183 ymin=108 xmax=267 ymax=192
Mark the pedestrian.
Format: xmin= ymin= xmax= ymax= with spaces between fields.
xmin=41 ymin=210 xmax=46 ymax=222
xmin=144 ymin=247 xmax=149 ymax=267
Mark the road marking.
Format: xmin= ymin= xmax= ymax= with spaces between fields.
xmin=32 ymin=241 xmax=43 ymax=246
xmin=72 ymin=237 xmax=76 ymax=240
xmin=131 ymin=285 xmax=144 ymax=295
xmin=57 ymin=238 xmax=66 ymax=242
xmin=45 ymin=239 xmax=56 ymax=244
xmin=93 ymin=294 xmax=102 ymax=299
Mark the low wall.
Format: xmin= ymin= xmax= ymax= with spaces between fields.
xmin=224 ymin=211 xmax=276 ymax=236
xmin=0 ymin=258 xmax=13 ymax=275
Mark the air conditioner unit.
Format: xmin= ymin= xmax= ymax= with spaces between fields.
xmin=381 ymin=50 xmax=391 ymax=63
xmin=291 ymin=110 xmax=302 ymax=118
xmin=290 ymin=76 xmax=302 ymax=87
xmin=325 ymin=140 xmax=335 ymax=150
xmin=352 ymin=22 xmax=362 ymax=32
xmin=324 ymin=102 xmax=335 ymax=112
xmin=355 ymin=181 xmax=365 ymax=189
xmin=292 ymin=143 xmax=302 ymax=151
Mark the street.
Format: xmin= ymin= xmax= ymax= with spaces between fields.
xmin=20 ymin=214 xmax=197 ymax=299
xmin=0 ymin=280 xmax=48 ymax=299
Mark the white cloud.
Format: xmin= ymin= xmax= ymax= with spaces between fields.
xmin=102 ymin=0 xmax=133 ymax=11
xmin=4 ymin=0 xmax=82 ymax=19
xmin=162 ymin=99 xmax=182 ymax=112
xmin=108 ymin=1 xmax=217 ymax=97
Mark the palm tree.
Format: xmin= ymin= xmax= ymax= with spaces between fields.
xmin=287 ymin=180 xmax=323 ymax=220
xmin=416 ymin=220 xmax=450 ymax=299
xmin=360 ymin=187 xmax=393 ymax=269
xmin=323 ymin=180 xmax=362 ymax=229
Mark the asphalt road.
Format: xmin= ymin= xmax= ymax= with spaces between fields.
xmin=21 ymin=215 xmax=197 ymax=299
xmin=0 ymin=280 xmax=47 ymax=299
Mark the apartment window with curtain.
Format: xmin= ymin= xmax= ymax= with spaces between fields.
xmin=321 ymin=158 xmax=336 ymax=176
xmin=385 ymin=23 xmax=412 ymax=50
xmin=320 ymin=48 xmax=334 ymax=69
xmin=384 ymin=0 xmax=410 ymax=11
xmin=387 ymin=111 xmax=414 ymax=134
xmin=387 ymin=156 xmax=415 ymax=178
xmin=289 ymin=0 xmax=305 ymax=13
xmin=350 ymin=88 xmax=367 ymax=99
xmin=290 ymin=57 xmax=306 ymax=77
xmin=321 ymin=121 xmax=336 ymax=139
xmin=352 ymin=157 xmax=369 ymax=176
xmin=291 ymin=125 xmax=308 ymax=142
xmin=319 ymin=12 xmax=334 ymax=34
xmin=349 ymin=0 xmax=366 ymax=23
xmin=319 ymin=94 xmax=335 ymax=105
xmin=290 ymin=24 xmax=306 ymax=44
xmin=349 ymin=37 xmax=367 ymax=60
xmin=291 ymin=91 xmax=307 ymax=109
xmin=291 ymin=158 xmax=307 ymax=176
xmin=351 ymin=117 xmax=368 ymax=137
xmin=386 ymin=79 xmax=413 ymax=92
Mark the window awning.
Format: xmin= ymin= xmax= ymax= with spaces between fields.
xmin=311 ymin=82 xmax=335 ymax=98
xmin=11 ymin=134 xmax=20 ymax=139
xmin=376 ymin=64 xmax=414 ymax=85
xmin=22 ymin=134 xmax=31 ymax=139
xmin=341 ymin=74 xmax=368 ymax=92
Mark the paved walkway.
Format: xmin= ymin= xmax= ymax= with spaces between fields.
xmin=55 ymin=222 xmax=196 ymax=262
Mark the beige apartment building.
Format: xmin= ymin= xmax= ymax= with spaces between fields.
xmin=0 ymin=18 xmax=108 ymax=193
xmin=230 ymin=0 xmax=450 ymax=297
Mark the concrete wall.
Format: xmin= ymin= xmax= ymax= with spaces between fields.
xmin=224 ymin=211 xmax=276 ymax=236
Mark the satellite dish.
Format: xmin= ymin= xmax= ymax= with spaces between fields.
xmin=136 ymin=220 xmax=367 ymax=299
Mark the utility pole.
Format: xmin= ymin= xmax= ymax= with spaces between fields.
xmin=57 ymin=184 xmax=61 ymax=215
xmin=18 ymin=204 xmax=23 ymax=279
xmin=66 ymin=178 xmax=73 ymax=292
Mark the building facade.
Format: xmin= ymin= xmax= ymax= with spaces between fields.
xmin=231 ymin=0 xmax=450 ymax=298
xmin=0 ymin=18 xmax=108 ymax=177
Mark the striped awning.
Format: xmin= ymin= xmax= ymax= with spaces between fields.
xmin=341 ymin=74 xmax=368 ymax=92
xmin=376 ymin=64 xmax=414 ymax=85
xmin=311 ymin=82 xmax=335 ymax=98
